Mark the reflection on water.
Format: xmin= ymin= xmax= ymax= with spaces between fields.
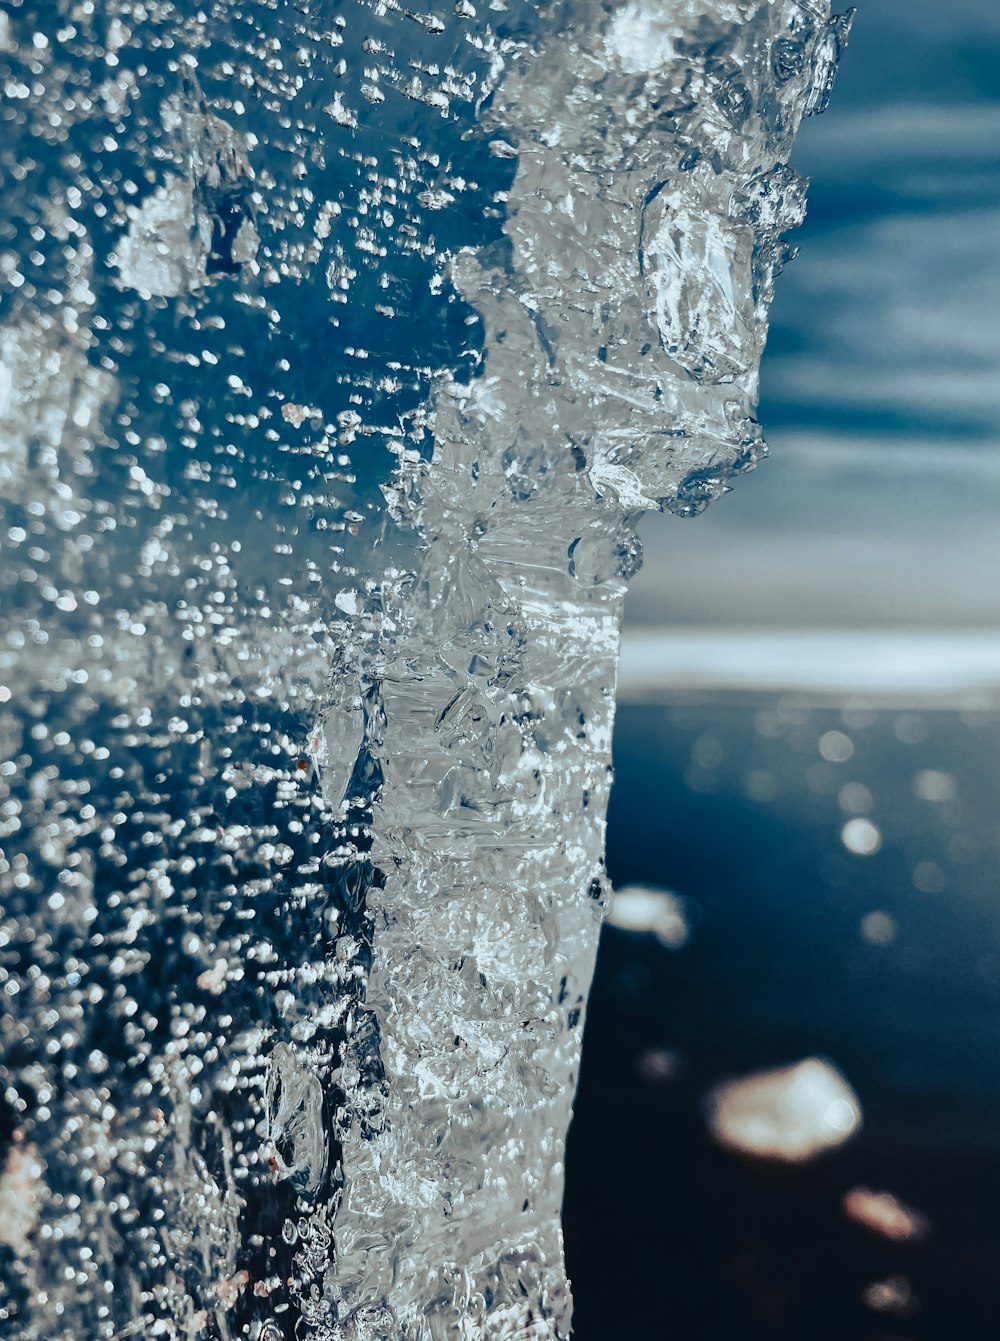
xmin=567 ymin=695 xmax=1000 ymax=1338
xmin=580 ymin=7 xmax=1000 ymax=1323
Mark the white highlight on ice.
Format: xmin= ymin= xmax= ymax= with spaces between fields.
xmin=605 ymin=2 xmax=680 ymax=74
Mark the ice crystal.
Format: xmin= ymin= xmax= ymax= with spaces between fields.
xmin=0 ymin=1 xmax=850 ymax=1337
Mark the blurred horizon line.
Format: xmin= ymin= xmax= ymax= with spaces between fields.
xmin=618 ymin=629 xmax=1000 ymax=705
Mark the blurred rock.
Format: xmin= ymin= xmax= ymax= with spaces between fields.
xmin=706 ymin=1057 xmax=862 ymax=1162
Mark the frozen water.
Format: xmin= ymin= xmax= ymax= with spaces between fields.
xmin=607 ymin=886 xmax=689 ymax=948
xmin=0 ymin=1 xmax=849 ymax=1337
xmin=863 ymin=1273 xmax=919 ymax=1319
xmin=706 ymin=1057 xmax=863 ymax=1163
xmin=842 ymin=1187 xmax=931 ymax=1243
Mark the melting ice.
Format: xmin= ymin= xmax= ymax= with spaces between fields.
xmin=0 ymin=1 xmax=850 ymax=1337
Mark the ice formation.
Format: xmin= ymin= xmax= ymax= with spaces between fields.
xmin=0 ymin=1 xmax=850 ymax=1337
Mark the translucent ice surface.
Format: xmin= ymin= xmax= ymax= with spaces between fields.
xmin=0 ymin=2 xmax=849 ymax=1337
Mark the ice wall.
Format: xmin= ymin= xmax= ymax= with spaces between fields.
xmin=0 ymin=2 xmax=849 ymax=1338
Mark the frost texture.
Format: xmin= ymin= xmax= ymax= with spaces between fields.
xmin=0 ymin=2 xmax=849 ymax=1338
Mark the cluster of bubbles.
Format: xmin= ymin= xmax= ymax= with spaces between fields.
xmin=1 ymin=0 xmax=850 ymax=1336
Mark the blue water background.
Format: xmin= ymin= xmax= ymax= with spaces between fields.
xmin=569 ymin=12 xmax=1000 ymax=1337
